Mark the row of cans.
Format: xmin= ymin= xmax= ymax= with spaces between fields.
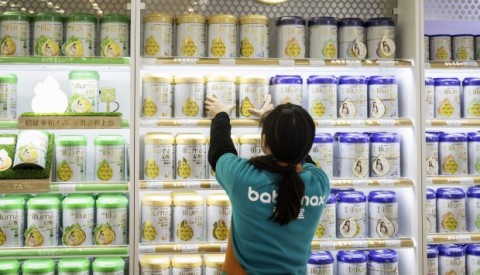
xmin=140 ymin=254 xmax=226 ymax=275
xmin=425 ymin=34 xmax=480 ymax=62
xmin=428 ymin=244 xmax=480 ymax=275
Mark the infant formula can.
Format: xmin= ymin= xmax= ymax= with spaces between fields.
xmin=141 ymin=194 xmax=172 ymax=243
xmin=307 ymin=75 xmax=337 ymax=119
xmin=370 ymin=132 xmax=401 ymax=178
xmin=206 ymin=74 xmax=236 ymax=117
xmin=0 ymin=73 xmax=17 ymax=120
xmin=308 ymin=17 xmax=337 ymax=59
xmin=55 ymin=135 xmax=87 ymax=182
xmin=175 ymin=133 xmax=206 ymax=179
xmin=33 ymin=13 xmax=63 ymax=57
xmin=307 ymin=251 xmax=334 ymax=275
xmin=26 ymin=196 xmax=60 ymax=247
xmin=176 ymin=13 xmax=206 ymax=57
xmin=64 ymin=13 xmax=96 ymax=57
xmin=439 ymin=133 xmax=468 ymax=176
xmin=368 ymin=191 xmax=398 ymax=238
xmin=100 ymin=14 xmax=130 ymax=57
xmin=452 ymin=34 xmax=474 ymax=61
xmin=239 ymin=134 xmax=262 ymax=159
xmin=272 ymin=75 xmax=303 ymax=106
xmin=427 ymin=245 xmax=438 ymax=275
xmin=368 ymin=76 xmax=398 ymax=118
xmin=22 ymin=259 xmax=55 ymax=275
xmin=13 ymin=130 xmax=49 ymax=169
xmin=467 ymin=244 xmax=480 ymax=275
xmin=277 ymin=16 xmax=305 ymax=58
xmin=0 ymin=11 xmax=30 ymax=57
xmin=338 ymin=76 xmax=368 ymax=118
xmin=438 ymin=244 xmax=466 ymax=275
xmin=94 ymin=195 xmax=128 ymax=245
xmin=476 ymin=35 xmax=480 ymax=60
xmin=425 ymin=77 xmax=435 ymax=119
xmin=204 ymin=254 xmax=225 ymax=275
xmin=94 ymin=135 xmax=126 ymax=181
xmin=430 ymin=35 xmax=451 ymax=61
xmin=171 ymin=255 xmax=202 ymax=275
xmin=434 ymin=78 xmax=461 ymax=119
xmin=0 ymin=259 xmax=19 ymax=274
xmin=310 ymin=133 xmax=333 ymax=178
xmin=436 ymin=187 xmax=466 ymax=233
xmin=463 ymin=77 xmax=480 ymax=118
xmin=239 ymin=15 xmax=269 ymax=58
xmin=174 ymin=75 xmax=205 ymax=118
xmin=58 ymin=258 xmax=90 ymax=275
xmin=426 ymin=132 xmax=440 ymax=176
xmin=69 ymin=70 xmax=100 ymax=113
xmin=144 ymin=132 xmax=175 ymax=180
xmin=62 ymin=195 xmax=95 ymax=246
xmin=140 ymin=255 xmax=170 ymax=275
xmin=142 ymin=74 xmax=173 ymax=118
xmin=338 ymin=18 xmax=366 ymax=59
xmin=143 ymin=13 xmax=173 ymax=57
xmin=336 ymin=191 xmax=367 ymax=238
xmin=173 ymin=193 xmax=204 ymax=242
xmin=467 ymin=186 xmax=480 ymax=232
xmin=425 ymin=35 xmax=430 ymax=62
xmin=426 ymin=188 xmax=437 ymax=233
xmin=92 ymin=257 xmax=125 ymax=275
xmin=338 ymin=133 xmax=369 ymax=178
xmin=368 ymin=249 xmax=398 ymax=274
xmin=337 ymin=250 xmax=368 ymax=274
xmin=314 ymin=193 xmax=336 ymax=240
xmin=238 ymin=75 xmax=269 ymax=118
xmin=207 ymin=193 xmax=231 ymax=242
xmin=208 ymin=14 xmax=237 ymax=58
xmin=366 ymin=17 xmax=396 ymax=59
xmin=0 ymin=197 xmax=24 ymax=247
xmin=469 ymin=132 xmax=480 ymax=175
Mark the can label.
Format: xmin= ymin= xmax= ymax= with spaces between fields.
xmin=338 ymin=142 xmax=369 ymax=178
xmin=427 ymin=257 xmax=438 ymax=275
xmin=94 ymin=271 xmax=123 ymax=275
xmin=141 ymin=267 xmax=170 ymax=275
xmin=453 ymin=36 xmax=474 ymax=61
xmin=437 ymin=198 xmax=466 ymax=232
xmin=426 ymin=198 xmax=437 ymax=233
xmin=95 ymin=145 xmax=125 ymax=181
xmin=144 ymin=143 xmax=174 ymax=180
xmin=26 ymin=208 xmax=59 ymax=247
xmin=0 ymin=20 xmax=30 ymax=56
xmin=467 ymin=197 xmax=480 ymax=232
xmin=0 ymin=208 xmax=24 ymax=247
xmin=173 ymin=205 xmax=203 ymax=242
xmin=368 ymin=261 xmax=398 ymax=275
xmin=308 ymin=83 xmax=337 ymax=119
xmin=314 ymin=203 xmax=335 ymax=239
xmin=62 ymin=207 xmax=94 ymax=246
xmin=309 ymin=25 xmax=337 ymax=59
xmin=369 ymin=83 xmax=398 ymax=118
xmin=426 ymin=141 xmax=439 ymax=176
xmin=425 ymin=84 xmax=435 ymax=119
xmin=144 ymin=21 xmax=172 ymax=57
xmin=141 ymin=205 xmax=171 ymax=243
xmin=469 ymin=141 xmax=480 ymax=175
xmin=56 ymin=145 xmax=87 ymax=182
xmin=208 ymin=23 xmax=236 ymax=58
xmin=368 ymin=202 xmax=398 ymax=238
xmin=34 ymin=21 xmax=63 ymax=57
xmin=338 ymin=26 xmax=366 ymax=59
xmin=310 ymin=142 xmax=333 ymax=178
xmin=65 ymin=22 xmax=96 ymax=57
xmin=367 ymin=26 xmax=396 ymax=59
xmin=273 ymin=84 xmax=302 ymax=106
xmin=95 ymin=207 xmax=128 ymax=245
xmin=174 ymin=83 xmax=204 ymax=118
xmin=206 ymin=81 xmax=236 ymax=117
xmin=142 ymin=82 xmax=173 ymax=118
xmin=476 ymin=37 xmax=480 ymax=60
xmin=175 ymin=144 xmax=205 ymax=179
xmin=13 ymin=131 xmax=49 ymax=169
xmin=70 ymin=79 xmax=99 ymax=113
xmin=0 ymin=82 xmax=16 ymax=119
xmin=439 ymin=141 xmax=467 ymax=175
xmin=205 ymin=267 xmax=223 ymax=275
xmin=239 ymin=83 xmax=268 ymax=118
xmin=337 ymin=262 xmax=367 ymax=275
xmin=307 ymin=263 xmax=334 ymax=275
xmin=239 ymin=144 xmax=262 ymax=159
xmin=240 ymin=23 xmax=268 ymax=58
xmin=463 ymin=85 xmax=480 ymax=118
xmin=338 ymin=84 xmax=368 ymax=118
xmin=430 ymin=36 xmax=451 ymax=61
xmin=172 ymin=267 xmax=201 ymax=275
xmin=439 ymin=256 xmax=465 ymax=275
xmin=435 ymin=85 xmax=460 ymax=119
xmin=467 ymin=255 xmax=480 ymax=275
xmin=100 ymin=22 xmax=129 ymax=57
xmin=207 ymin=205 xmax=232 ymax=242
xmin=60 ymin=271 xmax=88 ymax=275
xmin=277 ymin=25 xmax=305 ymax=58
xmin=370 ymin=142 xmax=400 ymax=178
xmin=336 ymin=202 xmax=367 ymax=238
xmin=177 ymin=23 xmax=205 ymax=57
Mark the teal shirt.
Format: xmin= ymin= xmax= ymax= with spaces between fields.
xmin=215 ymin=153 xmax=330 ymax=274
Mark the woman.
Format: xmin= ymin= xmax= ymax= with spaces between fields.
xmin=206 ymin=95 xmax=330 ymax=274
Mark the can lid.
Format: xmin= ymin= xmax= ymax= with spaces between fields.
xmin=206 ymin=193 xmax=231 ymax=206
xmin=100 ymin=14 xmax=130 ymax=24
xmin=467 ymin=186 xmax=480 ymax=199
xmin=207 ymin=74 xmax=236 ymax=83
xmin=368 ymin=76 xmax=397 ymax=85
xmin=463 ymin=77 xmax=480 ymax=86
xmin=337 ymin=191 xmax=366 ymax=203
xmin=145 ymin=132 xmax=175 ymax=145
xmin=57 ymin=258 xmax=91 ymax=272
xmin=368 ymin=191 xmax=398 ymax=203
xmin=452 ymin=34 xmax=474 ymax=38
xmin=175 ymin=133 xmax=206 ymax=144
xmin=337 ymin=18 xmax=364 ymax=27
xmin=426 ymin=188 xmax=436 ymax=200
xmin=69 ymin=70 xmax=100 ymax=80
xmin=56 ymin=135 xmax=87 ymax=146
xmin=208 ymin=14 xmax=237 ymax=24
xmin=139 ymin=255 xmax=170 ymax=269
xmin=368 ymin=249 xmax=398 ymax=263
xmin=171 ymin=255 xmax=203 ymax=268
xmin=466 ymin=244 xmax=480 ymax=256
xmin=34 ymin=12 xmax=64 ymax=23
xmin=237 ymin=75 xmax=269 ymax=85
xmin=438 ymin=132 xmax=467 ymax=142
xmin=426 ymin=132 xmax=439 ymax=142
xmin=92 ymin=257 xmax=125 ymax=272
xmin=0 ymin=197 xmax=24 ymax=210
xmin=35 ymin=193 xmax=64 ymax=200
xmin=307 ymin=75 xmax=337 ymax=85
xmin=96 ymin=195 xmax=128 ymax=209
xmin=327 ymin=193 xmax=336 ymax=204
xmin=94 ymin=135 xmax=126 ymax=145
xmin=174 ymin=75 xmax=205 ymax=84
xmin=204 ymin=254 xmax=226 ymax=268
xmin=66 ymin=13 xmax=97 ymax=24
xmin=0 ymin=74 xmax=17 ymax=84
xmin=0 ymin=259 xmax=19 ymax=273
xmin=365 ymin=17 xmax=395 ymax=27
xmin=369 ymin=132 xmax=400 ymax=143
xmin=27 ymin=197 xmax=60 ymax=210
xmin=239 ymin=134 xmax=261 ymax=144
xmin=272 ymin=75 xmax=303 ymax=85
xmin=314 ymin=133 xmax=333 ymax=143
xmin=308 ymin=251 xmax=334 ymax=265
xmin=338 ymin=133 xmax=369 ymax=143
xmin=427 ymin=245 xmax=438 ymax=258
xmin=176 ymin=13 xmax=206 ymax=24
xmin=0 ymin=11 xmax=31 ymax=21
xmin=62 ymin=195 xmax=95 ymax=209
xmin=425 ymin=77 xmax=434 ymax=86
xmin=239 ymin=14 xmax=269 ymax=25
xmin=4 ymin=193 xmax=32 ymax=201
xmin=468 ymin=132 xmax=480 ymax=142
xmin=22 ymin=259 xmax=55 ymax=273
xmin=438 ymin=244 xmax=465 ymax=257
xmin=425 ymin=34 xmax=430 ymax=37
xmin=308 ymin=16 xmax=337 ymax=26
xmin=429 ymin=34 xmax=451 ymax=38
xmin=436 ymin=187 xmax=465 ymax=199
xmin=338 ymin=75 xmax=367 ymax=85
xmin=141 ymin=194 xmax=172 ymax=206
xmin=142 ymin=74 xmax=173 ymax=84
xmin=144 ymin=13 xmax=173 ymax=24
xmin=173 ymin=193 xmax=203 ymax=206
xmin=276 ymin=16 xmax=305 ymax=26
xmin=337 ymin=250 xmax=367 ymax=263
xmin=434 ymin=78 xmax=460 ymax=86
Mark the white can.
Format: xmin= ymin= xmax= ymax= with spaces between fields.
xmin=62 ymin=195 xmax=95 ymax=246
xmin=141 ymin=194 xmax=172 ymax=243
xmin=239 ymin=15 xmax=269 ymax=58
xmin=64 ymin=13 xmax=96 ymax=57
xmin=368 ymin=250 xmax=398 ymax=275
xmin=426 ymin=132 xmax=440 ymax=176
xmin=425 ymin=35 xmax=430 ymax=62
xmin=25 ymin=197 xmax=60 ymax=247
xmin=476 ymin=35 xmax=480 ymax=60
xmin=175 ymin=133 xmax=206 ymax=180
xmin=204 ymin=254 xmax=225 ymax=275
xmin=176 ymin=14 xmax=206 ymax=57
xmin=338 ymin=18 xmax=366 ymax=59
xmin=33 ymin=13 xmax=63 ymax=57
xmin=338 ymin=76 xmax=368 ymax=119
xmin=463 ymin=78 xmax=480 ymax=118
xmin=174 ymin=75 xmax=205 ymax=118
xmin=434 ymin=78 xmax=461 ymax=119
xmin=143 ymin=13 xmax=173 ymax=57
xmin=206 ymin=193 xmax=231 ymax=242
xmin=452 ymin=34 xmax=474 ymax=61
xmin=427 ymin=245 xmax=439 ymax=275
xmin=368 ymin=76 xmax=398 ymax=119
xmin=366 ymin=17 xmax=396 ymax=59
xmin=276 ymin=16 xmax=306 ymax=59
xmin=238 ymin=75 xmax=269 ymax=118
xmin=337 ymin=133 xmax=370 ymax=179
xmin=337 ymin=250 xmax=368 ymax=274
xmin=208 ymin=14 xmax=237 ymax=58
xmin=307 ymin=251 xmax=334 ymax=275
xmin=94 ymin=135 xmax=126 ymax=181
xmin=310 ymin=134 xmax=333 ymax=179
xmin=171 ymin=255 xmax=202 ymax=275
xmin=140 ymin=255 xmax=171 ymax=275
xmin=94 ymin=195 xmax=128 ymax=245
xmin=436 ymin=188 xmax=466 ymax=233
xmin=368 ymin=191 xmax=398 ymax=238
xmin=426 ymin=188 xmax=437 ymax=233
xmin=425 ymin=77 xmax=435 ymax=120
xmin=308 ymin=17 xmax=337 ymax=59
xmin=307 ymin=76 xmax=337 ymax=119
xmin=173 ymin=193 xmax=204 ymax=242
xmin=142 ymin=74 xmax=173 ymax=118
xmin=469 ymin=132 xmax=480 ymax=175
xmin=0 ymin=197 xmax=24 ymax=247
xmin=467 ymin=187 xmax=480 ymax=232
xmin=438 ymin=245 xmax=466 ymax=275
xmin=430 ymin=35 xmax=451 ymax=61
xmin=314 ymin=194 xmax=336 ymax=240
xmin=467 ymin=244 xmax=480 ymax=275
xmin=206 ymin=74 xmax=236 ymax=117
xmin=369 ymin=132 xmax=401 ymax=178
xmin=55 ymin=135 xmax=87 ymax=182
xmin=336 ymin=191 xmax=367 ymax=238
xmin=13 ymin=130 xmax=49 ymax=169
xmin=0 ymin=11 xmax=30 ymax=56
xmin=144 ymin=133 xmax=175 ymax=180
xmin=239 ymin=134 xmax=263 ymax=159
xmin=439 ymin=133 xmax=468 ymax=176
xmin=100 ymin=14 xmax=130 ymax=57
xmin=272 ymin=75 xmax=303 ymax=106
xmin=0 ymin=73 xmax=17 ymax=120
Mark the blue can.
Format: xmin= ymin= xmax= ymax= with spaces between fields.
xmin=426 ymin=132 xmax=440 ymax=176
xmin=369 ymin=132 xmax=401 ymax=178
xmin=434 ymin=78 xmax=461 ymax=119
xmin=310 ymin=133 xmax=333 ymax=178
xmin=337 ymin=250 xmax=368 ymax=274
xmin=467 ymin=186 xmax=480 ymax=232
xmin=368 ymin=191 xmax=398 ymax=238
xmin=366 ymin=17 xmax=396 ymax=59
xmin=337 ymin=191 xmax=367 ymax=238
xmin=436 ymin=188 xmax=466 ymax=233
xmin=368 ymin=249 xmax=398 ymax=274
xmin=308 ymin=17 xmax=337 ymax=59
xmin=438 ymin=244 xmax=465 ymax=275
xmin=307 ymin=251 xmax=334 ymax=275
xmin=337 ymin=133 xmax=369 ymax=178
xmin=425 ymin=77 xmax=435 ymax=119
xmin=307 ymin=76 xmax=337 ymax=119
xmin=314 ymin=193 xmax=336 ymax=240
xmin=438 ymin=132 xmax=468 ymax=175
xmin=338 ymin=18 xmax=366 ymax=59
xmin=463 ymin=77 xmax=480 ymax=118
xmin=368 ymin=76 xmax=398 ymax=118
xmin=468 ymin=132 xmax=480 ymax=175
xmin=276 ymin=16 xmax=306 ymax=59
xmin=427 ymin=245 xmax=439 ymax=274
xmin=466 ymin=244 xmax=480 ymax=274
xmin=272 ymin=75 xmax=303 ymax=107
xmin=338 ymin=76 xmax=368 ymax=118
xmin=426 ymin=188 xmax=437 ymax=233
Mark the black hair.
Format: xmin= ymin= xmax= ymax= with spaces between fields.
xmin=249 ymin=103 xmax=316 ymax=225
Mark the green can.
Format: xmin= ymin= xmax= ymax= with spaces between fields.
xmin=58 ymin=258 xmax=91 ymax=275
xmin=62 ymin=195 xmax=95 ymax=246
xmin=22 ymin=259 xmax=55 ymax=275
xmin=25 ymin=197 xmax=60 ymax=247
xmin=55 ymin=135 xmax=87 ymax=182
xmin=33 ymin=13 xmax=63 ymax=57
xmin=13 ymin=130 xmax=49 ymax=169
xmin=64 ymin=13 xmax=97 ymax=57
xmin=69 ymin=70 xmax=100 ymax=113
xmin=0 ymin=11 xmax=31 ymax=56
xmin=100 ymin=14 xmax=130 ymax=57
xmin=0 ymin=74 xmax=17 ymax=119
xmin=0 ymin=259 xmax=19 ymax=275
xmin=4 ymin=193 xmax=32 ymax=202
xmin=93 ymin=257 xmax=125 ymax=275
xmin=94 ymin=135 xmax=126 ymax=182
xmin=94 ymin=195 xmax=128 ymax=245
xmin=0 ymin=197 xmax=24 ymax=247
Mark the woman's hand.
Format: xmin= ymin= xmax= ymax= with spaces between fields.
xmin=205 ymin=96 xmax=236 ymax=117
xmin=247 ymin=94 xmax=273 ymax=117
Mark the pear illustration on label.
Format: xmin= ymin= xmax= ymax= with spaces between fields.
xmin=145 ymin=35 xmax=160 ymax=56
xmin=182 ymin=97 xmax=199 ymax=117
xmin=445 ymin=269 xmax=458 ymax=275
xmin=373 ymin=154 xmax=390 ymax=176
xmin=142 ymin=220 xmax=157 ymax=241
xmin=376 ymin=216 xmax=395 ymax=238
xmin=426 ymin=157 xmax=438 ymax=175
xmin=340 ymin=217 xmax=358 ymax=238
xmin=378 ymin=35 xmax=395 ymax=58
xmin=211 ymin=37 xmax=226 ymax=57
xmin=441 ymin=212 xmax=458 ymax=231
xmin=456 ymin=48 xmax=469 ymax=60
xmin=0 ymin=35 xmax=16 ymax=56
xmin=240 ymin=37 xmax=254 ymax=57
xmin=57 ymin=160 xmax=73 ymax=181
xmin=468 ymin=99 xmax=480 ymax=117
xmin=62 ymin=36 xmax=84 ymax=57
xmin=0 ymin=149 xmax=12 ymax=171
xmin=285 ymin=37 xmax=301 ymax=58
xmin=143 ymin=96 xmax=158 ymax=117
xmin=350 ymin=39 xmax=367 ymax=59
xmin=145 ymin=159 xmax=160 ymax=179
xmin=322 ymin=40 xmax=336 ymax=58
xmin=315 ymin=223 xmax=325 ymax=238
xmin=213 ymin=220 xmax=229 ymax=241
xmin=339 ymin=98 xmax=356 ymax=118
xmin=438 ymin=98 xmax=455 ymax=117
xmin=0 ymin=228 xmax=5 ymax=246
xmin=240 ymin=96 xmax=254 ymax=117
xmin=63 ymin=223 xmax=86 ymax=246
xmin=370 ymin=96 xmax=386 ymax=118
xmin=97 ymin=160 xmax=113 ymax=181
xmin=182 ymin=37 xmax=197 ymax=57
xmin=442 ymin=155 xmax=459 ymax=174
xmin=94 ymin=223 xmax=116 ymax=245
xmin=177 ymin=158 xmax=192 ymax=179
xmin=311 ymin=100 xmax=326 ymax=117
xmin=475 ymin=157 xmax=480 ymax=173
xmin=436 ymin=46 xmax=449 ymax=60
xmin=19 ymin=146 xmax=38 ymax=163
xmin=177 ymin=220 xmax=193 ymax=241
xmin=352 ymin=158 xmax=368 ymax=178
xmin=25 ymin=224 xmax=44 ymax=247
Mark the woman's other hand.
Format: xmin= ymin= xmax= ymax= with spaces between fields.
xmin=205 ymin=95 xmax=236 ymax=117
xmin=247 ymin=94 xmax=273 ymax=117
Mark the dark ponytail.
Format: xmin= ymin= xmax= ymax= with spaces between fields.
xmin=249 ymin=103 xmax=316 ymax=225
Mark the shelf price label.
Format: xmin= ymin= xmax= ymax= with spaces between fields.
xmin=179 ymin=119 xmax=198 ymax=127
xmin=219 ymin=58 xmax=235 ymax=65
xmin=320 ymin=241 xmax=335 ymax=250
xmin=459 ymin=177 xmax=475 ymax=185
xmin=180 ymin=244 xmax=199 ymax=253
xmin=140 ymin=245 xmax=157 ymax=253
xmin=353 ymin=180 xmax=370 ymax=187
xmin=310 ymin=59 xmax=326 ymax=66
xmin=345 ymin=59 xmax=362 ymax=67
xmin=378 ymin=60 xmax=396 ymax=67
xmin=57 ymin=184 xmax=76 ymax=193
xmin=355 ymin=240 xmax=368 ymax=248
xmin=175 ymin=57 xmax=198 ymax=64
xmin=279 ymin=59 xmax=295 ymax=66
xmin=384 ymin=239 xmax=402 ymax=247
